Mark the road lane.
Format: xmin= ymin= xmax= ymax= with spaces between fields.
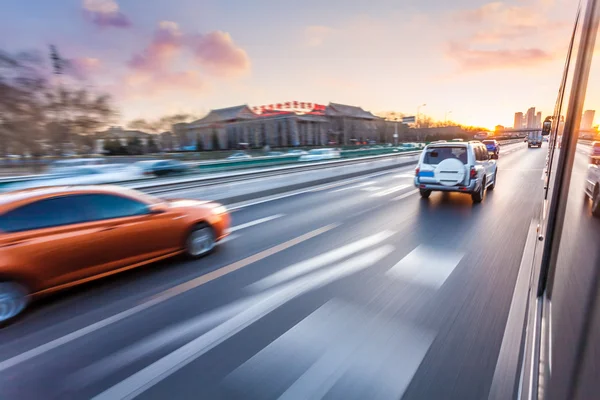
xmin=0 ymin=142 xmax=555 ymax=400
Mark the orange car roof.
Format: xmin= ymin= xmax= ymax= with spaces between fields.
xmin=0 ymin=185 xmax=157 ymax=213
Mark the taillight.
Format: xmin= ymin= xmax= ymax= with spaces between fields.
xmin=470 ymin=166 xmax=477 ymax=179
xmin=415 ymin=167 xmax=420 ymax=176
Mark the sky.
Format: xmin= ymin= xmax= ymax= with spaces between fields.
xmin=0 ymin=0 xmax=588 ymax=130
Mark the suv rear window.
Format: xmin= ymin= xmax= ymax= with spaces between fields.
xmin=423 ymin=146 xmax=468 ymax=164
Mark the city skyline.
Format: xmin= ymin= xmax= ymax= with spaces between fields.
xmin=0 ymin=0 xmax=586 ymax=130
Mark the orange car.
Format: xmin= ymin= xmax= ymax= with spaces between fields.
xmin=0 ymin=185 xmax=230 ymax=324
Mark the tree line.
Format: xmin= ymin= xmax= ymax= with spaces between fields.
xmin=0 ymin=47 xmax=116 ymax=157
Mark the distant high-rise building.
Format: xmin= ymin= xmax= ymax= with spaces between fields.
xmin=535 ymin=112 xmax=542 ymax=129
xmin=514 ymin=112 xmax=524 ymax=129
xmin=581 ymin=110 xmax=595 ymax=130
xmin=526 ymin=107 xmax=536 ymax=129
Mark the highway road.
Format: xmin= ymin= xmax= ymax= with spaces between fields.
xmin=0 ymin=142 xmax=556 ymax=399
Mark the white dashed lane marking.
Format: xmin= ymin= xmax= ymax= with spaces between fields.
xmin=224 ymin=299 xmax=434 ymax=400
xmin=230 ymin=214 xmax=284 ymax=233
xmin=331 ymin=181 xmax=376 ymax=193
xmin=386 ymin=245 xmax=464 ymax=289
xmin=371 ymin=184 xmax=411 ymax=197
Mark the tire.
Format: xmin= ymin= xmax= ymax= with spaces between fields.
xmin=0 ymin=281 xmax=28 ymax=327
xmin=419 ymin=189 xmax=432 ymax=199
xmin=592 ymin=186 xmax=600 ymax=217
xmin=471 ymin=179 xmax=485 ymax=203
xmin=185 ymin=223 xmax=216 ymax=259
xmin=488 ymin=171 xmax=497 ymax=191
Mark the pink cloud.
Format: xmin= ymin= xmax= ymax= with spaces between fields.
xmin=187 ymin=31 xmax=251 ymax=77
xmin=123 ymin=69 xmax=205 ymax=97
xmin=128 ymin=21 xmax=250 ymax=78
xmin=455 ymin=2 xmax=505 ymax=24
xmin=128 ymin=21 xmax=183 ymax=71
xmin=446 ymin=42 xmax=555 ymax=71
xmin=83 ymin=0 xmax=131 ymax=29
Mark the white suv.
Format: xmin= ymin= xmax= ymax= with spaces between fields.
xmin=414 ymin=141 xmax=498 ymax=203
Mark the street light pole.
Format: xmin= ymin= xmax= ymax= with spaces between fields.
xmin=417 ymin=103 xmax=427 ymax=127
xmin=445 ymin=110 xmax=452 ymax=124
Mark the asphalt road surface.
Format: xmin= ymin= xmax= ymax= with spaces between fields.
xmin=0 ymin=142 xmax=558 ymax=400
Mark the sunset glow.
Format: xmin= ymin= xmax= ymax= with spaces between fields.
xmin=0 ymin=0 xmax=582 ymax=128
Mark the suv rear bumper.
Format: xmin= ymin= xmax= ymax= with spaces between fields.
xmin=414 ymin=178 xmax=479 ymax=193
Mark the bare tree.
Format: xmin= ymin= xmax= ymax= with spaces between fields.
xmin=44 ymin=87 xmax=116 ymax=154
xmin=0 ymin=47 xmax=116 ymax=157
xmin=0 ymin=51 xmax=48 ymax=156
xmin=128 ymin=114 xmax=198 ymax=133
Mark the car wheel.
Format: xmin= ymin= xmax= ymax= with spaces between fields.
xmin=185 ymin=223 xmax=216 ymax=258
xmin=0 ymin=281 xmax=28 ymax=326
xmin=592 ymin=186 xmax=600 ymax=217
xmin=472 ymin=179 xmax=485 ymax=203
xmin=419 ymin=189 xmax=431 ymax=199
xmin=488 ymin=171 xmax=497 ymax=191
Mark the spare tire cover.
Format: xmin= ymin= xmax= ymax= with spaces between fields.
xmin=434 ymin=158 xmax=467 ymax=186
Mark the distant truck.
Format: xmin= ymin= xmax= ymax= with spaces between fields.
xmin=528 ymin=131 xmax=542 ymax=148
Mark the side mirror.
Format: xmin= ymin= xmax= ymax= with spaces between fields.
xmin=542 ymin=121 xmax=551 ymax=136
xmin=149 ymin=203 xmax=168 ymax=214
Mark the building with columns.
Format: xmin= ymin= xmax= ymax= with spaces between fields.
xmin=176 ymin=102 xmax=380 ymax=150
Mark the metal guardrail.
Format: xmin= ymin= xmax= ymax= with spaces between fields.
xmin=126 ymin=151 xmax=423 ymax=194
xmin=128 ymin=139 xmax=532 ymax=194
xmin=0 ymin=139 xmax=527 ymax=191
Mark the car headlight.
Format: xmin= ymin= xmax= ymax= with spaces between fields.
xmin=212 ymin=205 xmax=227 ymax=215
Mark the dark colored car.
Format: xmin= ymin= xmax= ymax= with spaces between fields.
xmin=134 ymin=160 xmax=188 ymax=176
xmin=482 ymin=139 xmax=499 ymax=159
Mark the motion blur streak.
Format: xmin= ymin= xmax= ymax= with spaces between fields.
xmin=0 ymin=224 xmax=336 ymax=373
xmin=93 ymin=245 xmax=395 ymax=400
xmin=0 ymin=144 xmax=552 ymax=399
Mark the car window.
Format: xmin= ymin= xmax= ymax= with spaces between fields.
xmin=0 ymin=196 xmax=90 ymax=233
xmin=82 ymin=194 xmax=150 ymax=220
xmin=423 ymin=146 xmax=468 ymax=164
xmin=478 ymin=146 xmax=485 ymax=161
xmin=479 ymin=146 xmax=489 ymax=161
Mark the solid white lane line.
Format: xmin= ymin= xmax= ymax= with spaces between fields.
xmin=386 ymin=245 xmax=463 ymax=289
xmin=331 ymin=181 xmax=376 ymax=193
xmin=0 ymin=224 xmax=337 ymax=373
xmin=394 ymin=174 xmax=415 ymax=178
xmin=93 ymin=245 xmax=395 ymax=400
xmin=371 ymin=184 xmax=411 ymax=197
xmin=249 ymin=230 xmax=396 ymax=291
xmin=229 ymin=214 xmax=284 ymax=233
xmin=361 ymin=186 xmax=382 ymax=192
xmin=392 ymin=189 xmax=419 ymax=201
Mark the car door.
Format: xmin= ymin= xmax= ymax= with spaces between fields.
xmin=0 ymin=195 xmax=120 ymax=292
xmin=474 ymin=145 xmax=489 ymax=182
xmin=586 ymin=157 xmax=600 ymax=196
xmin=80 ymin=194 xmax=182 ymax=276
